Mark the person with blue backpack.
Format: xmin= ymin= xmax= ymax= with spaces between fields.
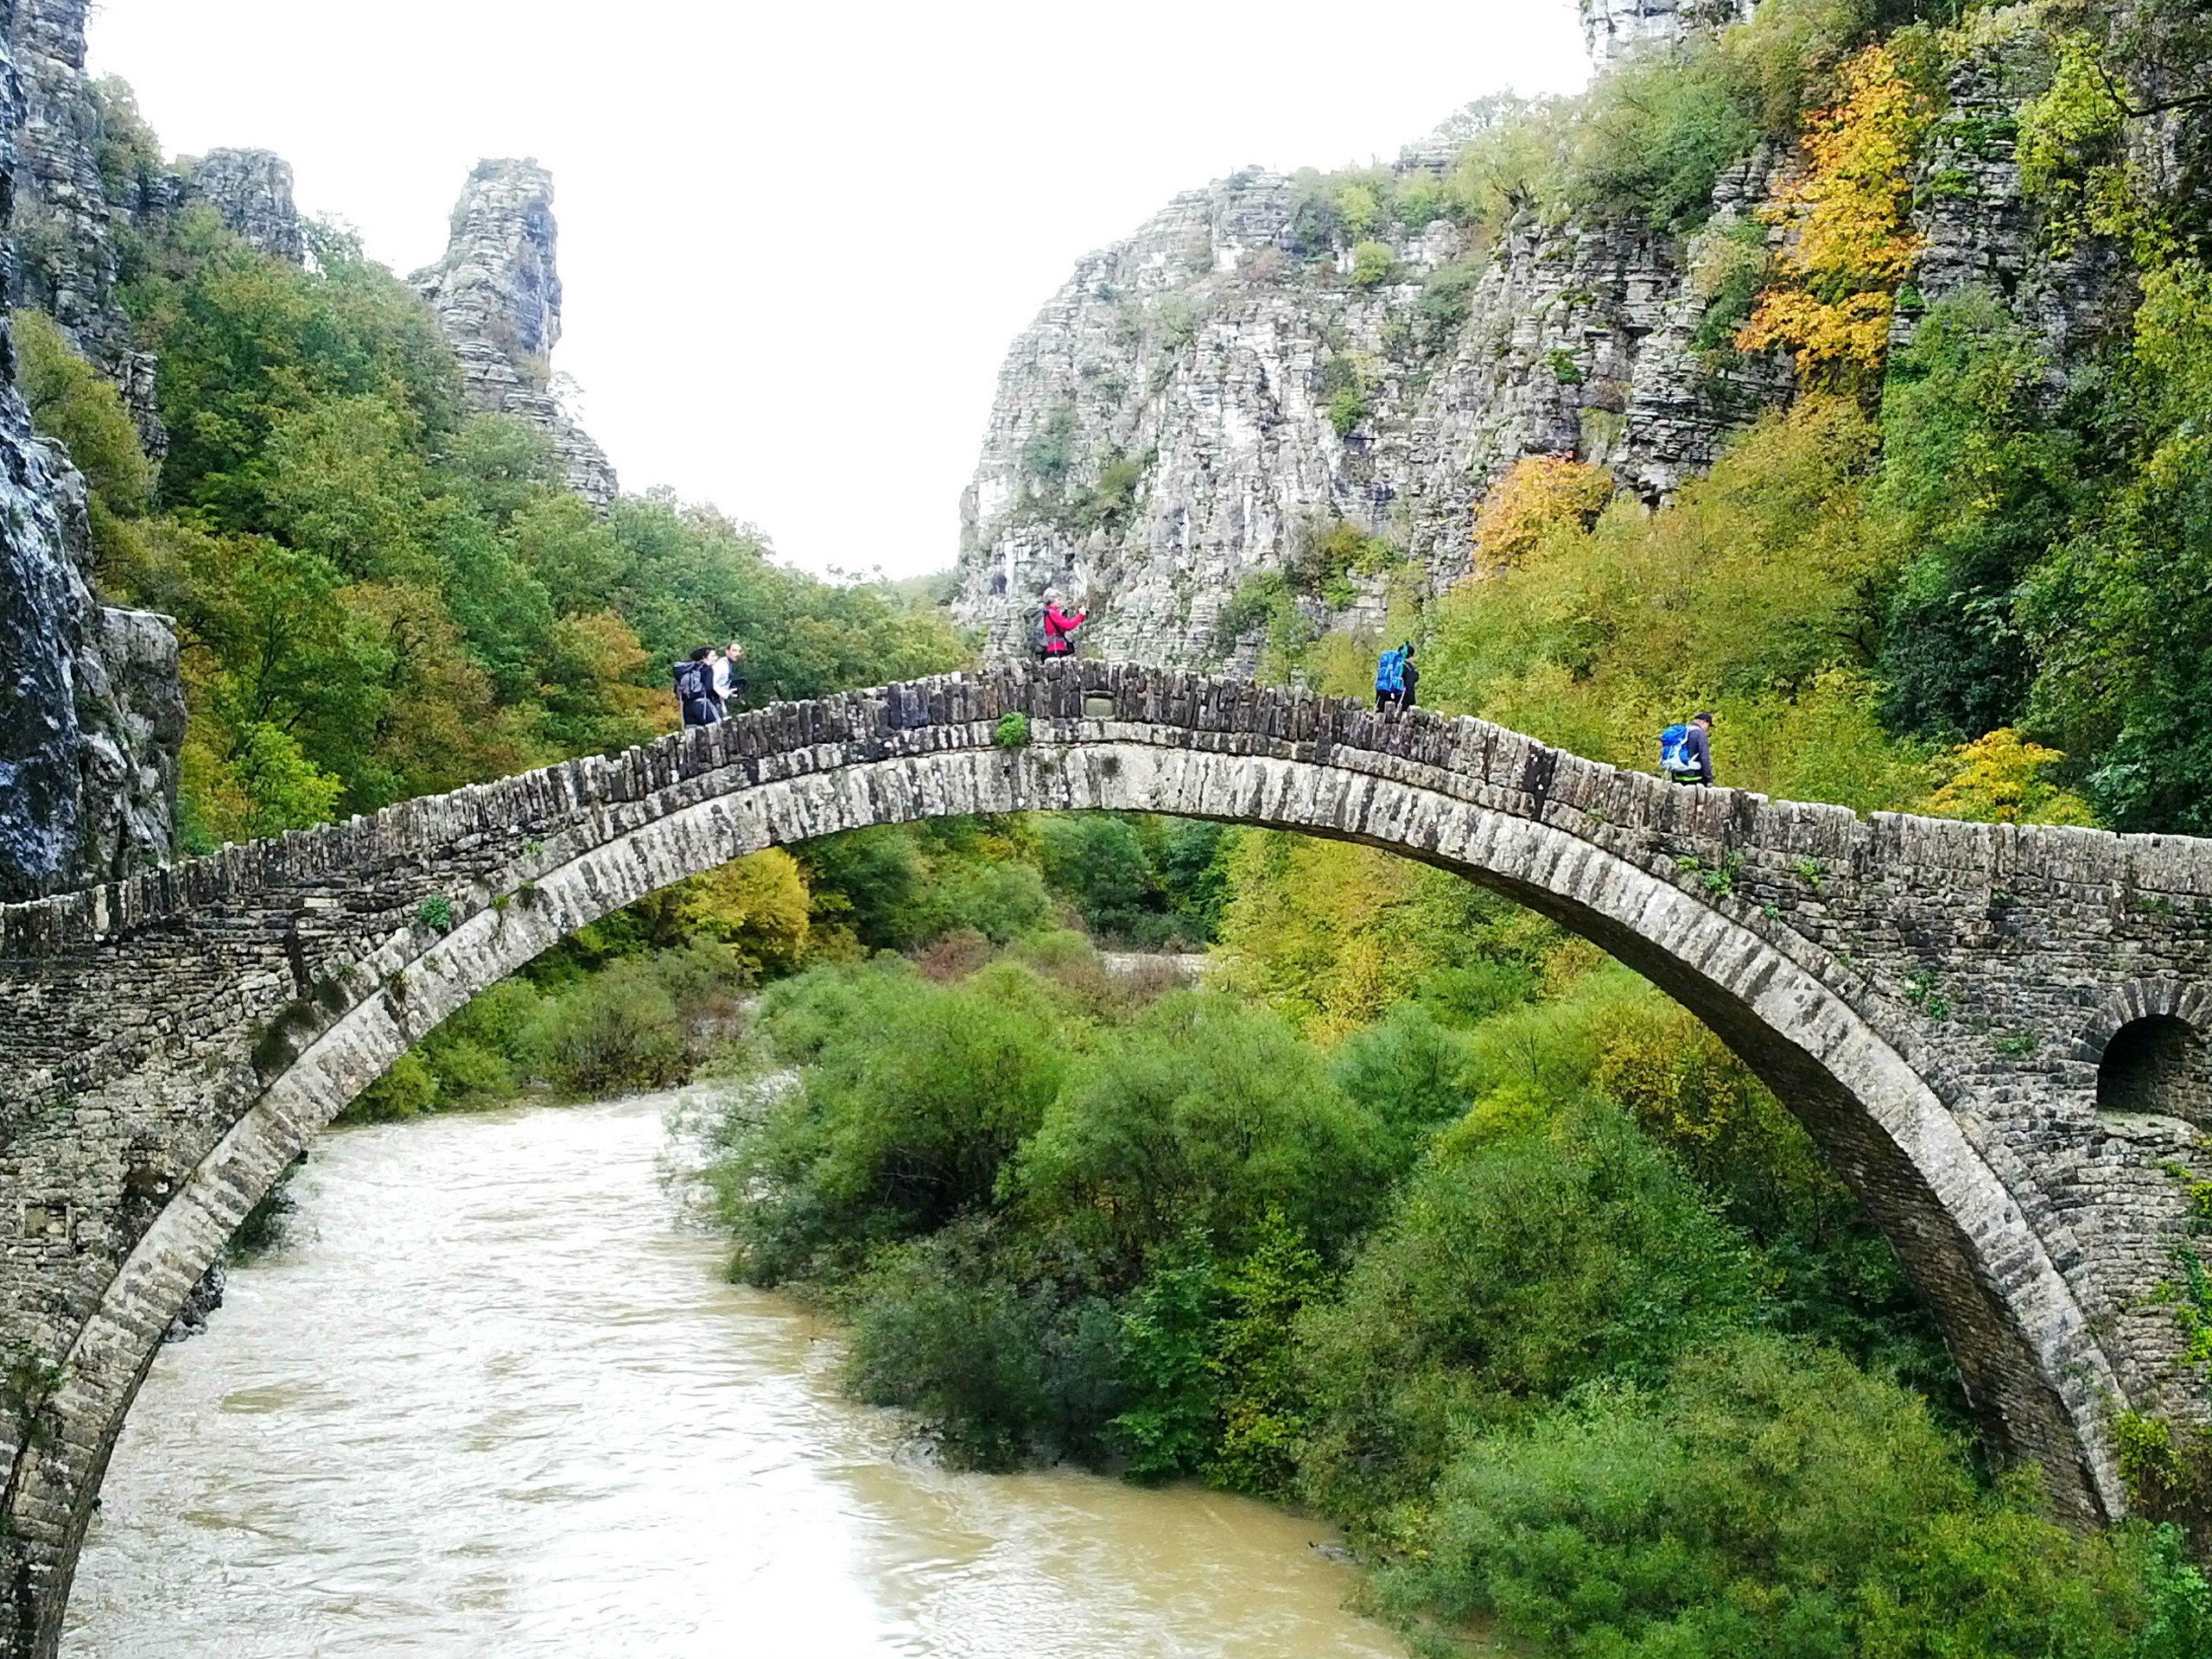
xmin=1660 ymin=711 xmax=1715 ymax=785
xmin=1375 ymin=643 xmax=1408 ymax=712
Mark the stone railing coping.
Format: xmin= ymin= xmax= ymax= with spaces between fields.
xmin=6 ymin=661 xmax=2209 ymax=958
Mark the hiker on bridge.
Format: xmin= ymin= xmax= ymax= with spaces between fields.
xmin=675 ymin=647 xmax=722 ymax=728
xmin=1661 ymin=711 xmax=1715 ymax=785
xmin=1039 ymin=593 xmax=1087 ymax=660
xmin=1375 ymin=641 xmax=1420 ymax=713
xmin=713 ymin=639 xmax=747 ymax=711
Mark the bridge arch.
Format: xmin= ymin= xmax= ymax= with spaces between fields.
xmin=11 ymin=663 xmax=2209 ymax=1655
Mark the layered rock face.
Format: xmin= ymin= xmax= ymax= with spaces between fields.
xmin=3 ymin=1 xmax=305 ymax=459
xmin=412 ymin=159 xmax=618 ymax=508
xmin=1578 ymin=0 xmax=1746 ymax=67
xmin=954 ymin=137 xmax=1792 ymax=665
xmin=955 ymin=0 xmax=2103 ymax=670
xmin=186 ymin=147 xmax=305 ymax=263
xmin=0 ymin=22 xmax=182 ymax=901
xmin=4 ymin=0 xmax=159 ymax=442
xmin=1889 ymin=16 xmax=2137 ymax=378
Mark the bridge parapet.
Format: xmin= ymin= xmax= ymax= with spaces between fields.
xmin=3 ymin=662 xmax=2211 ymax=1657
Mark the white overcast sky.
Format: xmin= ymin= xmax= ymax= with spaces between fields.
xmin=85 ymin=0 xmax=1590 ymax=580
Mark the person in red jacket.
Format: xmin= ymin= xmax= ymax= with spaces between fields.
xmin=1040 ymin=592 xmax=1087 ymax=659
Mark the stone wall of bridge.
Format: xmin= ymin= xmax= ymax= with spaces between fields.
xmin=4 ymin=662 xmax=2212 ymax=1655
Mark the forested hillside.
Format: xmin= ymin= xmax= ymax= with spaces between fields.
xmin=14 ymin=91 xmax=964 ymax=854
xmin=958 ymin=0 xmax=2212 ymax=845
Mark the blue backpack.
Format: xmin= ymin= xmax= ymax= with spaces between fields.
xmin=1659 ymin=722 xmax=1695 ymax=775
xmin=1376 ymin=648 xmax=1406 ymax=695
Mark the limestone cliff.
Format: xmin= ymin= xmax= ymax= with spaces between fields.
xmin=953 ymin=0 xmax=2116 ymax=670
xmin=1888 ymin=16 xmax=2135 ymax=375
xmin=1579 ymin=0 xmax=1746 ymax=67
xmin=4 ymin=0 xmax=158 ymax=443
xmin=954 ymin=131 xmax=1791 ymax=665
xmin=3 ymin=0 xmax=305 ymax=460
xmin=183 ymin=148 xmax=305 ymax=264
xmin=412 ymin=159 xmax=618 ymax=508
xmin=0 ymin=16 xmax=181 ymax=901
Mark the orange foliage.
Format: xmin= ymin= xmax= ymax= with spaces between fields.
xmin=1736 ymin=44 xmax=1927 ymax=385
xmin=1473 ymin=454 xmax=1615 ymax=567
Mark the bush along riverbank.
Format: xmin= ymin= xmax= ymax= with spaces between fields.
xmin=699 ymin=830 xmax=2212 ymax=1659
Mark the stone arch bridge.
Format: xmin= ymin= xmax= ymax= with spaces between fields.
xmin=4 ymin=662 xmax=2212 ymax=1655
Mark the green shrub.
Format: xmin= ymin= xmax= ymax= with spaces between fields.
xmin=1415 ymin=263 xmax=1484 ymax=346
xmin=1324 ymin=383 xmax=1369 ymax=435
xmin=1298 ymin=1093 xmax=1759 ymax=1516
xmin=356 ymin=1052 xmax=439 ymax=1120
xmin=1564 ymin=47 xmax=1758 ymax=232
xmin=1379 ymin=1335 xmax=2152 ymax=1659
xmin=714 ymin=960 xmax=1074 ymax=1284
xmin=1012 ymin=990 xmax=1393 ymax=1268
xmin=528 ymin=959 xmax=689 ymax=1096
xmin=1348 ymin=240 xmax=1398 ymax=289
xmin=845 ymin=1217 xmax=1123 ymax=1469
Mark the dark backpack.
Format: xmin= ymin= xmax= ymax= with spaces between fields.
xmin=1026 ymin=608 xmax=1048 ymax=657
xmin=1660 ymin=722 xmax=1694 ymax=774
xmin=673 ymin=660 xmax=707 ymax=703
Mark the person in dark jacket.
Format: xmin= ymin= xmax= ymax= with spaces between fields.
xmin=1374 ymin=644 xmax=1407 ymax=711
xmin=1400 ymin=642 xmax=1421 ymax=710
xmin=1680 ymin=711 xmax=1715 ymax=785
xmin=675 ymin=646 xmax=722 ymax=728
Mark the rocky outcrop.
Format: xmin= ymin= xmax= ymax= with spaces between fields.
xmin=3 ymin=0 xmax=160 ymax=444
xmin=186 ymin=148 xmax=303 ymax=264
xmin=1891 ymin=15 xmax=2137 ymax=378
xmin=954 ymin=141 xmax=1792 ymax=665
xmin=0 ymin=27 xmax=181 ymax=901
xmin=4 ymin=3 xmax=308 ymax=464
xmin=1578 ymin=0 xmax=1747 ymax=67
xmin=412 ymin=159 xmax=618 ymax=508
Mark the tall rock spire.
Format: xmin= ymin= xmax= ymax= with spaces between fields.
xmin=411 ymin=159 xmax=618 ymax=508
xmin=186 ymin=148 xmax=305 ymax=264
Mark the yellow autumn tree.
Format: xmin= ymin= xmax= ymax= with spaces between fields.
xmin=1917 ymin=728 xmax=2098 ymax=827
xmin=1737 ymin=43 xmax=1927 ymax=386
xmin=1472 ymin=454 xmax=1615 ymax=568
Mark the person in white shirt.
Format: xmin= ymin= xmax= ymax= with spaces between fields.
xmin=712 ymin=639 xmax=746 ymax=714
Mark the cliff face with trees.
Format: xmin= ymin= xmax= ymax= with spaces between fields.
xmin=0 ymin=4 xmax=182 ymax=901
xmin=0 ymin=0 xmax=961 ymax=896
xmin=953 ymin=0 xmax=2199 ymax=703
xmin=957 ymin=0 xmax=2212 ymax=841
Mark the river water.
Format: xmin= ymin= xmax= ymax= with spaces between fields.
xmin=65 ymin=1095 xmax=1402 ymax=1657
